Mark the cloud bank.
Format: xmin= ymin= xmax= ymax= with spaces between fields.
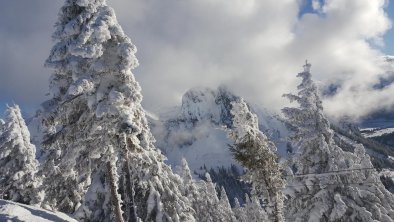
xmin=0 ymin=0 xmax=393 ymax=120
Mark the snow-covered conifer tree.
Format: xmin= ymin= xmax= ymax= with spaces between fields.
xmin=243 ymin=194 xmax=268 ymax=221
xmin=39 ymin=0 xmax=194 ymax=221
xmin=218 ymin=186 xmax=237 ymax=221
xmin=228 ymin=98 xmax=285 ymax=222
xmin=282 ymin=62 xmax=332 ymax=176
xmin=232 ymin=195 xmax=268 ymax=222
xmin=0 ymin=105 xmax=41 ymax=205
xmin=282 ymin=62 xmax=394 ymax=222
xmin=233 ymin=198 xmax=248 ymax=222
xmin=201 ymin=173 xmax=226 ymax=222
xmin=177 ymin=158 xmax=201 ymax=218
xmin=182 ymin=171 xmax=235 ymax=222
xmin=178 ymin=158 xmax=237 ymax=221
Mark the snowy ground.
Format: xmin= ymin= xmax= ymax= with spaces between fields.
xmin=0 ymin=199 xmax=76 ymax=222
xmin=360 ymin=127 xmax=394 ymax=138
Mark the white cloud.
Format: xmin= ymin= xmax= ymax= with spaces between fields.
xmin=0 ymin=0 xmax=393 ymax=120
xmin=312 ymin=0 xmax=322 ymax=11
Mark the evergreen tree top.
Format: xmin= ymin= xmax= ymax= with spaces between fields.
xmin=45 ymin=0 xmax=139 ymax=103
xmin=0 ymin=104 xmax=40 ymax=205
xmin=2 ymin=105 xmax=35 ymax=150
xmin=282 ymin=62 xmax=332 ymax=146
xmin=303 ymin=60 xmax=311 ymax=73
xmin=283 ymin=63 xmax=394 ymax=222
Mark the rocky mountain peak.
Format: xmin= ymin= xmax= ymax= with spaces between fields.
xmin=180 ymin=86 xmax=239 ymax=127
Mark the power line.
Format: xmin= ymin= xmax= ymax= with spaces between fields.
xmin=231 ymin=167 xmax=381 ymax=193
xmin=253 ymin=168 xmax=381 ymax=192
xmin=288 ymin=167 xmax=376 ymax=178
xmin=256 ymin=180 xmax=381 ymax=193
xmin=285 ymin=180 xmax=381 ymax=189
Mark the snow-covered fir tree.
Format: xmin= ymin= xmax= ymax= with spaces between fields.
xmin=218 ymin=186 xmax=237 ymax=221
xmin=202 ymin=173 xmax=238 ymax=222
xmin=178 ymin=159 xmax=237 ymax=222
xmin=38 ymin=0 xmax=194 ymax=221
xmin=188 ymin=172 xmax=236 ymax=222
xmin=243 ymin=194 xmax=268 ymax=221
xmin=0 ymin=105 xmax=41 ymax=205
xmin=232 ymin=198 xmax=248 ymax=222
xmin=177 ymin=158 xmax=202 ymax=218
xmin=227 ymin=98 xmax=285 ymax=222
xmin=232 ymin=196 xmax=269 ymax=222
xmin=282 ymin=62 xmax=394 ymax=222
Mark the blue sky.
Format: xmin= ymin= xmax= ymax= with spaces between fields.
xmin=298 ymin=0 xmax=325 ymax=16
xmin=1 ymin=0 xmax=394 ymax=120
xmin=384 ymin=1 xmax=394 ymax=55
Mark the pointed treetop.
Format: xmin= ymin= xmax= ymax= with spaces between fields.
xmin=303 ymin=60 xmax=311 ymax=72
xmin=205 ymin=172 xmax=212 ymax=182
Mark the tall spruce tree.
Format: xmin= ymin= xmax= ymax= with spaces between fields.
xmin=218 ymin=186 xmax=237 ymax=222
xmin=243 ymin=193 xmax=268 ymax=221
xmin=0 ymin=105 xmax=41 ymax=205
xmin=282 ymin=62 xmax=394 ymax=222
xmin=233 ymin=198 xmax=248 ymax=222
xmin=39 ymin=0 xmax=194 ymax=221
xmin=202 ymin=173 xmax=238 ymax=222
xmin=227 ymin=98 xmax=285 ymax=222
xmin=177 ymin=158 xmax=206 ymax=220
xmin=232 ymin=194 xmax=268 ymax=222
xmin=178 ymin=158 xmax=238 ymax=221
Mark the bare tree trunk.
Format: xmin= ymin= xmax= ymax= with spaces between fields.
xmin=272 ymin=192 xmax=284 ymax=222
xmin=124 ymin=154 xmax=138 ymax=222
xmin=120 ymin=134 xmax=138 ymax=222
xmin=107 ymin=161 xmax=124 ymax=222
xmin=264 ymin=180 xmax=284 ymax=222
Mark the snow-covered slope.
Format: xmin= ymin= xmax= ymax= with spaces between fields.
xmin=361 ymin=127 xmax=394 ymax=138
xmin=333 ymin=122 xmax=394 ymax=167
xmin=0 ymin=199 xmax=76 ymax=222
xmin=380 ymin=169 xmax=394 ymax=193
xmin=331 ymin=119 xmax=394 ymax=194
